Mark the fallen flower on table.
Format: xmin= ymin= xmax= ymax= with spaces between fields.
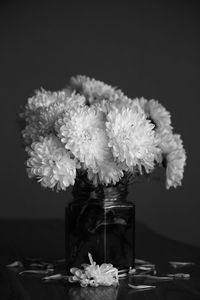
xmin=68 ymin=253 xmax=119 ymax=287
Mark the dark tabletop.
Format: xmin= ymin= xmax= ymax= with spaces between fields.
xmin=0 ymin=220 xmax=200 ymax=300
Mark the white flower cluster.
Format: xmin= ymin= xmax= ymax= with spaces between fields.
xmin=20 ymin=75 xmax=186 ymax=190
xmin=68 ymin=253 xmax=118 ymax=287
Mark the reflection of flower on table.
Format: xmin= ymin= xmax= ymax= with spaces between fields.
xmin=68 ymin=286 xmax=119 ymax=300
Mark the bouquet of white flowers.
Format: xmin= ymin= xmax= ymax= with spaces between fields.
xmin=20 ymin=75 xmax=186 ymax=191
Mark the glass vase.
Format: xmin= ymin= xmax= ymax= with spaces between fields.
xmin=65 ymin=176 xmax=135 ymax=271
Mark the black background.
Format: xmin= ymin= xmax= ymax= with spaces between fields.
xmin=0 ymin=0 xmax=199 ymax=247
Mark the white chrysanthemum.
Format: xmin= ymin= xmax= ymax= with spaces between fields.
xmin=94 ymin=95 xmax=133 ymax=115
xmin=157 ymin=129 xmax=176 ymax=154
xmin=87 ymin=159 xmax=124 ymax=186
xmin=157 ymin=130 xmax=186 ymax=188
xmin=166 ymin=147 xmax=186 ymax=189
xmin=23 ymin=89 xmax=85 ymax=122
xmin=26 ymin=88 xmax=72 ymax=111
xmin=106 ymin=101 xmax=160 ymax=173
xmin=158 ymin=132 xmax=186 ymax=189
xmin=22 ymin=103 xmax=66 ymax=145
xmin=59 ymin=106 xmax=113 ymax=171
xmin=70 ymin=75 xmax=125 ymax=104
xmin=157 ymin=130 xmax=183 ymax=154
xmin=22 ymin=93 xmax=86 ymax=145
xmin=26 ymin=136 xmax=77 ymax=190
xmin=138 ymin=97 xmax=172 ymax=131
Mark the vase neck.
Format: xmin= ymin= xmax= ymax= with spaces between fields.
xmin=90 ymin=185 xmax=128 ymax=202
xmin=72 ymin=181 xmax=128 ymax=202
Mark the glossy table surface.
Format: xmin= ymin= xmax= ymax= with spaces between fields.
xmin=0 ymin=220 xmax=200 ymax=300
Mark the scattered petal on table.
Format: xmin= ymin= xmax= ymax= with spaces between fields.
xmin=141 ymin=263 xmax=156 ymax=269
xmin=118 ymin=273 xmax=128 ymax=279
xmin=136 ymin=266 xmax=154 ymax=271
xmin=167 ymin=273 xmax=191 ymax=279
xmin=42 ymin=274 xmax=68 ymax=282
xmin=136 ymin=265 xmax=156 ymax=275
xmin=169 ymin=261 xmax=195 ymax=268
xmin=29 ymin=263 xmax=45 ymax=268
xmin=135 ymin=259 xmax=150 ymax=265
xmin=19 ymin=270 xmax=53 ymax=276
xmin=118 ymin=268 xmax=132 ymax=278
xmin=128 ymin=268 xmax=136 ymax=275
xmin=29 ymin=262 xmax=54 ymax=269
xmin=133 ymin=274 xmax=173 ymax=282
xmin=6 ymin=261 xmax=23 ymax=269
xmin=128 ymin=283 xmax=156 ymax=290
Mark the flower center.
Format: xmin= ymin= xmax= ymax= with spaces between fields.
xmin=49 ymin=158 xmax=56 ymax=166
xmin=119 ymin=129 xmax=130 ymax=143
xmin=81 ymin=130 xmax=92 ymax=142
